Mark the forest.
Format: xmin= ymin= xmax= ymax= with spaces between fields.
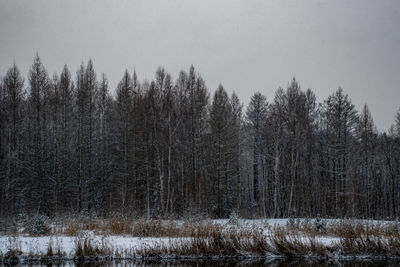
xmin=1 ymin=54 xmax=400 ymax=220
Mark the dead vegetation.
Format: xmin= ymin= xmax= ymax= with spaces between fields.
xmin=60 ymin=215 xmax=225 ymax=237
xmin=74 ymin=236 xmax=113 ymax=262
xmin=47 ymin=215 xmax=400 ymax=240
xmin=336 ymin=227 xmax=400 ymax=257
xmin=4 ymin=218 xmax=400 ymax=263
xmin=1 ymin=236 xmax=22 ymax=264
xmin=269 ymin=227 xmax=327 ymax=258
xmin=132 ymin=225 xmax=329 ymax=259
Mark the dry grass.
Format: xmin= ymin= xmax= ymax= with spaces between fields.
xmin=134 ymin=225 xmax=328 ymax=259
xmin=270 ymin=226 xmax=327 ymax=257
xmin=107 ymin=214 xmax=129 ymax=235
xmin=6 ymin=220 xmax=400 ymax=262
xmin=285 ymin=218 xmax=400 ymax=240
xmin=64 ymin=220 xmax=80 ymax=236
xmin=44 ymin=237 xmax=64 ymax=259
xmin=325 ymin=219 xmax=400 ymax=239
xmin=6 ymin=216 xmax=400 ymax=262
xmin=1 ymin=236 xmax=22 ymax=263
xmin=74 ymin=236 xmax=113 ymax=262
xmin=335 ymin=226 xmax=400 ymax=257
xmin=328 ymin=220 xmax=371 ymax=238
xmin=129 ymin=219 xmax=180 ymax=237
xmin=103 ymin=217 xmax=224 ymax=237
xmin=59 ymin=215 xmax=227 ymax=238
xmin=61 ymin=220 xmax=400 ymax=260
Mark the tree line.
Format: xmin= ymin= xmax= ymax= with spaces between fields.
xmin=1 ymin=54 xmax=400 ymax=219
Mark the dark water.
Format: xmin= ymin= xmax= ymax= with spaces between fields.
xmin=3 ymin=260 xmax=400 ymax=267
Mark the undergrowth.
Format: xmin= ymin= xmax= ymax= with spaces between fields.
xmin=3 ymin=217 xmax=400 ymax=262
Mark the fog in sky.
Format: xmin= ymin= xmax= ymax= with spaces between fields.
xmin=1 ymin=0 xmax=399 ymax=130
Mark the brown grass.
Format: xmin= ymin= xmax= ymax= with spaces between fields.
xmin=74 ymin=236 xmax=113 ymax=262
xmin=6 ymin=219 xmax=400 ymax=262
xmin=285 ymin=218 xmax=400 ymax=239
xmin=325 ymin=219 xmax=400 ymax=239
xmin=270 ymin=226 xmax=327 ymax=257
xmin=7 ymin=216 xmax=400 ymax=262
xmin=1 ymin=236 xmax=22 ymax=263
xmin=134 ymin=225 xmax=328 ymax=259
xmin=64 ymin=220 xmax=80 ymax=236
xmin=60 ymin=215 xmax=227 ymax=238
xmin=46 ymin=238 xmax=54 ymax=257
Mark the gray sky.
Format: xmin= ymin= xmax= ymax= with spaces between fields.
xmin=1 ymin=0 xmax=399 ymax=131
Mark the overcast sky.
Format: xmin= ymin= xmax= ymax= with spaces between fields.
xmin=1 ymin=0 xmax=399 ymax=131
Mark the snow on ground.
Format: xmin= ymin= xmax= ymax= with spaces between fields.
xmin=0 ymin=218 xmax=394 ymax=259
xmin=0 ymin=234 xmax=175 ymax=258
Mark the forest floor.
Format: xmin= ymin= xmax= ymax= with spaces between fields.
xmin=1 ymin=217 xmax=400 ymax=263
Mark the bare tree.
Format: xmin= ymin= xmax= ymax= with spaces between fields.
xmin=2 ymin=64 xmax=25 ymax=216
xmin=246 ymin=92 xmax=267 ymax=210
xmin=28 ymin=54 xmax=51 ymax=214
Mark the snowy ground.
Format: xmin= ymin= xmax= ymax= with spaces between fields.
xmin=0 ymin=234 xmax=175 ymax=258
xmin=0 ymin=218 xmax=396 ymax=261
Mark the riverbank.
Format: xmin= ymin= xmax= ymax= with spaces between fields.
xmin=1 ymin=218 xmax=400 ymax=264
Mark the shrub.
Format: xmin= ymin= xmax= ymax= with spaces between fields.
xmin=227 ymin=211 xmax=239 ymax=225
xmin=26 ymin=214 xmax=51 ymax=236
xmin=314 ymin=218 xmax=327 ymax=233
xmin=287 ymin=217 xmax=302 ymax=230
